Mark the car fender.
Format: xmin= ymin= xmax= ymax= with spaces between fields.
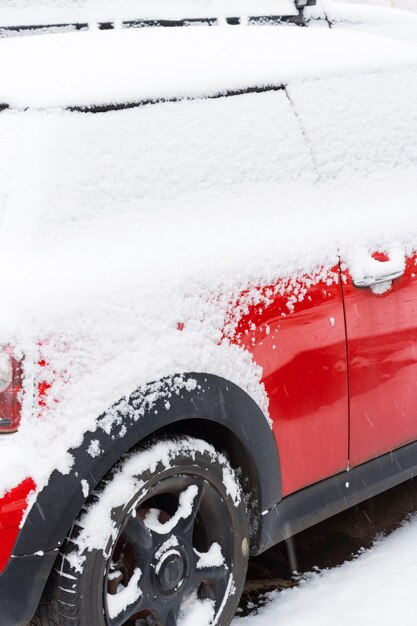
xmin=14 ymin=372 xmax=281 ymax=556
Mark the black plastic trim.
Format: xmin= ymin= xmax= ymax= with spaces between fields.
xmin=0 ymin=12 xmax=306 ymax=37
xmin=256 ymin=439 xmax=417 ymax=555
xmin=0 ymin=22 xmax=87 ymax=34
xmin=68 ymin=85 xmax=286 ymax=114
xmin=0 ymin=550 xmax=58 ymax=626
xmin=14 ymin=373 xmax=281 ymax=556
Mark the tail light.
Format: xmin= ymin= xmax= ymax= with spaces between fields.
xmin=0 ymin=348 xmax=23 ymax=434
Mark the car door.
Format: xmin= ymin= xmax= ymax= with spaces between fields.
xmin=341 ymin=250 xmax=417 ymax=467
xmin=229 ymin=265 xmax=349 ymax=496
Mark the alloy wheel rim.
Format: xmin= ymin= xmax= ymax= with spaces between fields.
xmin=104 ymin=473 xmax=234 ymax=626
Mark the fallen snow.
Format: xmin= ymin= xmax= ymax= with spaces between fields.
xmin=195 ymin=542 xmax=225 ymax=570
xmin=1 ymin=27 xmax=417 ymax=108
xmin=72 ymin=438 xmax=241 ymax=555
xmin=346 ymin=246 xmax=405 ymax=286
xmin=233 ymin=515 xmax=417 ymax=626
xmin=154 ymin=535 xmax=180 ymax=560
xmin=87 ymin=439 xmax=101 ymax=458
xmin=106 ymin=566 xmax=142 ymax=619
xmin=0 ymin=6 xmax=415 ymax=626
xmin=0 ymin=22 xmax=416 ymax=537
xmin=145 ymin=485 xmax=199 ymax=535
xmin=179 ymin=592 xmax=216 ymax=626
xmin=222 ymin=467 xmax=242 ymax=507
xmin=81 ymin=479 xmax=89 ymax=498
xmin=0 ymin=0 xmax=298 ymax=27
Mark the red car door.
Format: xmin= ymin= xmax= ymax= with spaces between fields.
xmin=341 ymin=250 xmax=417 ymax=467
xmin=229 ymin=265 xmax=349 ymax=496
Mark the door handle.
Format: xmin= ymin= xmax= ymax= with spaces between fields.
xmin=353 ymin=268 xmax=404 ymax=289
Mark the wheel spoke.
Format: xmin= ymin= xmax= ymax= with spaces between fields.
xmin=103 ymin=457 xmax=239 ymax=626
xmin=177 ymin=479 xmax=206 ymax=540
xmin=195 ymin=567 xmax=230 ymax=608
xmin=158 ymin=605 xmax=179 ymax=626
xmin=122 ymin=513 xmax=153 ymax=557
xmin=194 ymin=564 xmax=229 ymax=586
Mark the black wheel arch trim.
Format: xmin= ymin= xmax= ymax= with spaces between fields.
xmin=14 ymin=372 xmax=281 ymax=556
xmin=0 ymin=550 xmax=58 ymax=626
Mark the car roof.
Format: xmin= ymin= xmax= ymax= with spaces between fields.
xmin=1 ymin=25 xmax=417 ymax=111
xmin=0 ymin=0 xmax=303 ymax=29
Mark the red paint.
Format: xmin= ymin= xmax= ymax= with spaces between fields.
xmin=37 ymin=380 xmax=52 ymax=410
xmin=229 ymin=267 xmax=349 ymax=496
xmin=372 ymin=251 xmax=390 ymax=263
xmin=0 ymin=478 xmax=36 ymax=573
xmin=37 ymin=357 xmax=54 ymax=413
xmin=341 ymin=253 xmax=417 ymax=466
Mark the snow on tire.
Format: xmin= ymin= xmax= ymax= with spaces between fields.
xmin=33 ymin=437 xmax=250 ymax=626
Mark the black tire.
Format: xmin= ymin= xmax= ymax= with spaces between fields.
xmin=32 ymin=437 xmax=250 ymax=626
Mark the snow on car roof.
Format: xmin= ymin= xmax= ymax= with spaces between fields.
xmin=321 ymin=0 xmax=417 ymax=44
xmin=0 ymin=0 xmax=300 ymax=27
xmin=1 ymin=25 xmax=417 ymax=109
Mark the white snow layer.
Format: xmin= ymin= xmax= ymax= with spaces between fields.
xmin=0 ymin=27 xmax=417 ymax=509
xmin=1 ymin=27 xmax=417 ymax=108
xmin=195 ymin=542 xmax=225 ymax=570
xmin=145 ymin=485 xmax=199 ymax=535
xmin=0 ymin=0 xmax=299 ymax=27
xmin=179 ymin=593 xmax=216 ymax=626
xmin=73 ymin=439 xmax=241 ymax=555
xmin=106 ymin=567 xmax=142 ymax=619
xmin=325 ymin=1 xmax=417 ymax=43
xmin=233 ymin=515 xmax=417 ymax=626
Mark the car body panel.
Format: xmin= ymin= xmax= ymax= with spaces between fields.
xmin=231 ymin=267 xmax=349 ymax=495
xmin=342 ymin=253 xmax=417 ymax=466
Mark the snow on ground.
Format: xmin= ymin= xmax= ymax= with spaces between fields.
xmin=234 ymin=515 xmax=417 ymax=626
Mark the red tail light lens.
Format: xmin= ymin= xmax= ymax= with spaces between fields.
xmin=0 ymin=348 xmax=23 ymax=434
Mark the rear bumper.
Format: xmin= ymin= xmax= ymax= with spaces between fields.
xmin=0 ymin=550 xmax=57 ymax=626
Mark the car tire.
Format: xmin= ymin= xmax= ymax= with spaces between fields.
xmin=32 ymin=436 xmax=250 ymax=626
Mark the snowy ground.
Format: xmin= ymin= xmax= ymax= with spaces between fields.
xmin=233 ymin=478 xmax=417 ymax=625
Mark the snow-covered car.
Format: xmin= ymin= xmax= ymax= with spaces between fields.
xmin=1 ymin=0 xmax=417 ymax=41
xmin=1 ymin=3 xmax=417 ymax=626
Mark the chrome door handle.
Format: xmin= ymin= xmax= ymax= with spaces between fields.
xmin=353 ymin=269 xmax=404 ymax=289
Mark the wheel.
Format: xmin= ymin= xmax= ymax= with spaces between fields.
xmin=32 ymin=437 xmax=250 ymax=626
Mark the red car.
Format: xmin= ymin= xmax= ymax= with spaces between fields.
xmin=1 ymin=3 xmax=417 ymax=626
